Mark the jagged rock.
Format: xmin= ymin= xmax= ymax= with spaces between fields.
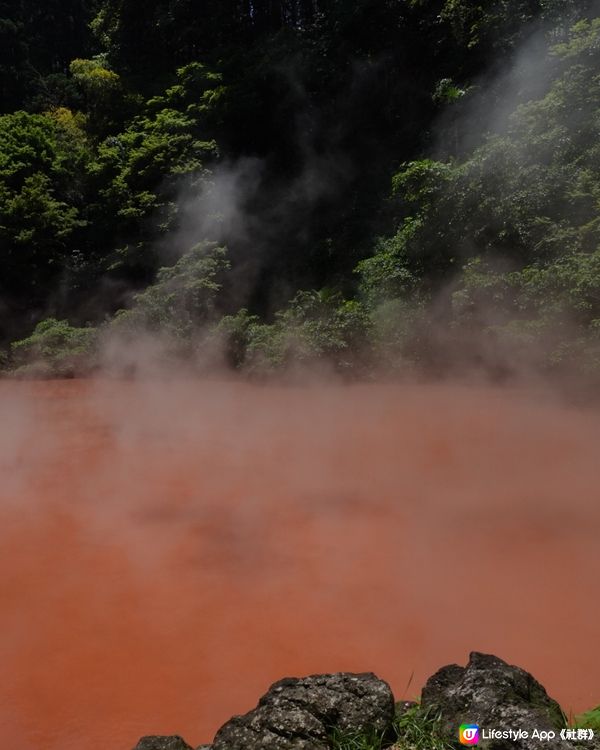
xmin=133 ymin=736 xmax=194 ymax=750
xmin=211 ymin=672 xmax=395 ymax=749
xmin=421 ymin=652 xmax=574 ymax=750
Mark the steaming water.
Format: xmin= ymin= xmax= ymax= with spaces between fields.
xmin=1 ymin=379 xmax=598 ymax=748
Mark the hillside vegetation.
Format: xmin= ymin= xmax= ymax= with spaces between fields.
xmin=2 ymin=0 xmax=600 ymax=378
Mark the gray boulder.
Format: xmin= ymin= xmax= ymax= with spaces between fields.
xmin=211 ymin=672 xmax=395 ymax=749
xmin=133 ymin=738 xmax=194 ymax=750
xmin=421 ymin=652 xmax=572 ymax=750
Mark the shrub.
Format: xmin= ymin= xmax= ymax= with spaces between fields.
xmin=112 ymin=241 xmax=230 ymax=344
xmin=10 ymin=318 xmax=97 ymax=377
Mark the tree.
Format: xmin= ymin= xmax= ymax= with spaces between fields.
xmin=85 ymin=62 xmax=222 ymax=285
xmin=0 ymin=111 xmax=89 ymax=340
xmin=112 ymin=241 xmax=231 ymax=343
xmin=0 ymin=0 xmax=93 ymax=112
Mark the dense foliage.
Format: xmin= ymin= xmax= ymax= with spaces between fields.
xmin=2 ymin=0 xmax=600 ymax=378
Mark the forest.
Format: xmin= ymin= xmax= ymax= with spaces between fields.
xmin=2 ymin=0 xmax=600 ymax=378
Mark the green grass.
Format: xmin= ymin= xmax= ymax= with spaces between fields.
xmin=575 ymin=706 xmax=600 ymax=732
xmin=329 ymin=699 xmax=600 ymax=750
xmin=329 ymin=704 xmax=454 ymax=750
xmin=394 ymin=705 xmax=454 ymax=750
xmin=329 ymin=725 xmax=389 ymax=750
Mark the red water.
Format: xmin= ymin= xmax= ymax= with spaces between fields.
xmin=1 ymin=378 xmax=598 ymax=749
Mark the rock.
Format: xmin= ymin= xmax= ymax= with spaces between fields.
xmin=133 ymin=737 xmax=194 ymax=750
xmin=211 ymin=672 xmax=395 ymax=749
xmin=421 ymin=652 xmax=572 ymax=750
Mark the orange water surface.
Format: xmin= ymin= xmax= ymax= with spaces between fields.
xmin=0 ymin=379 xmax=598 ymax=749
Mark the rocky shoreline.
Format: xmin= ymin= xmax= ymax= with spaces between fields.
xmin=132 ymin=653 xmax=598 ymax=750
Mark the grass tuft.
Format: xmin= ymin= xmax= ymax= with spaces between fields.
xmin=329 ymin=725 xmax=389 ymax=750
xmin=393 ymin=704 xmax=454 ymax=750
xmin=575 ymin=706 xmax=600 ymax=732
xmin=328 ymin=704 xmax=454 ymax=750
